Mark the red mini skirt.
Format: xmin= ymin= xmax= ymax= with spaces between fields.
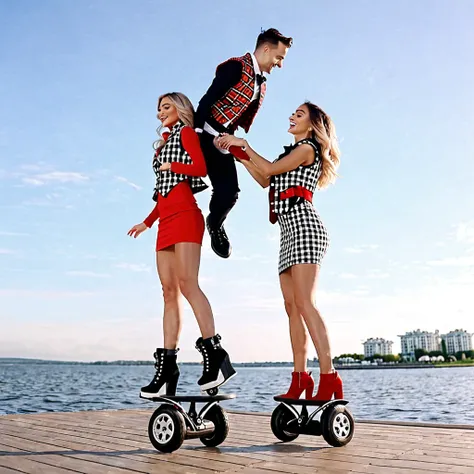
xmin=156 ymin=208 xmax=204 ymax=251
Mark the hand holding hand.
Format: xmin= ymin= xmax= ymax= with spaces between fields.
xmin=217 ymin=135 xmax=246 ymax=150
xmin=213 ymin=134 xmax=226 ymax=150
xmin=159 ymin=163 xmax=171 ymax=171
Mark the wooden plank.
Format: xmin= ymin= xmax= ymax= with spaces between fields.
xmin=228 ymin=417 xmax=474 ymax=454
xmin=0 ymin=417 xmax=278 ymax=470
xmin=0 ymin=436 xmax=146 ymax=474
xmin=0 ymin=468 xmax=22 ymax=474
xmin=0 ymin=431 xmax=217 ymax=474
xmin=21 ymin=408 xmax=470 ymax=466
xmin=1 ymin=409 xmax=473 ymax=474
xmin=0 ymin=443 xmax=78 ymax=474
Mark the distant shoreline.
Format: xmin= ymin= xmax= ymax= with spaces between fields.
xmin=1 ymin=357 xmax=473 ymax=369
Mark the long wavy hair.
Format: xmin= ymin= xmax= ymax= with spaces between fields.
xmin=304 ymin=101 xmax=341 ymax=189
xmin=153 ymin=92 xmax=195 ymax=151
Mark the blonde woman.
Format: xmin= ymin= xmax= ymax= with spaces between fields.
xmin=217 ymin=102 xmax=342 ymax=401
xmin=128 ymin=92 xmax=236 ymax=398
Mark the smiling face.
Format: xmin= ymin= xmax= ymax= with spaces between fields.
xmin=157 ymin=96 xmax=179 ymax=128
xmin=288 ymin=104 xmax=312 ymax=137
xmin=259 ymin=41 xmax=289 ymax=74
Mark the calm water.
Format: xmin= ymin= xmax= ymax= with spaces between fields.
xmin=1 ymin=363 xmax=473 ymax=424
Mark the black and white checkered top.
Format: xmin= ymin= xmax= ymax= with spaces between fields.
xmin=270 ymin=139 xmax=330 ymax=274
xmin=269 ymin=138 xmax=321 ymax=215
xmin=152 ymin=121 xmax=208 ymax=200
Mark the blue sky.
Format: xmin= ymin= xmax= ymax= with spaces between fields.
xmin=1 ymin=0 xmax=473 ymax=362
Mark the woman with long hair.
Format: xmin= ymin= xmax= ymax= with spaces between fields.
xmin=128 ymin=92 xmax=236 ymax=398
xmin=217 ymin=101 xmax=342 ymax=401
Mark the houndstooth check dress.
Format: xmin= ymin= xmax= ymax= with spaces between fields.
xmin=270 ymin=139 xmax=330 ymax=274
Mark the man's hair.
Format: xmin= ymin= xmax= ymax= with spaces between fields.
xmin=256 ymin=28 xmax=293 ymax=49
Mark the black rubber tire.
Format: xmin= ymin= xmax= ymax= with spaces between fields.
xmin=206 ymin=387 xmax=219 ymax=396
xmin=148 ymin=405 xmax=186 ymax=453
xmin=321 ymin=404 xmax=355 ymax=447
xmin=200 ymin=405 xmax=229 ymax=447
xmin=270 ymin=404 xmax=299 ymax=442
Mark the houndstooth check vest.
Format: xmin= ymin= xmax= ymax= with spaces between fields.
xmin=152 ymin=122 xmax=208 ymax=201
xmin=269 ymin=139 xmax=321 ymax=217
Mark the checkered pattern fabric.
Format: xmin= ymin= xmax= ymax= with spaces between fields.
xmin=268 ymin=139 xmax=328 ymax=273
xmin=152 ymin=122 xmax=208 ymax=200
xmin=210 ymin=53 xmax=265 ymax=133
xmin=269 ymin=139 xmax=321 ymax=215
xmin=278 ymin=201 xmax=330 ymax=273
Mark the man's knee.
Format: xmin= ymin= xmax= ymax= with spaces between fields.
xmin=214 ymin=185 xmax=239 ymax=206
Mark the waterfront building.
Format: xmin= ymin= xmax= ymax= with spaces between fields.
xmin=398 ymin=329 xmax=441 ymax=361
xmin=441 ymin=329 xmax=473 ymax=354
xmin=363 ymin=338 xmax=393 ymax=358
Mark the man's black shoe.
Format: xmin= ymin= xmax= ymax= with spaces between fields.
xmin=206 ymin=216 xmax=231 ymax=258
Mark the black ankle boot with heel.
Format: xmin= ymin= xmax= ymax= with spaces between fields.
xmin=195 ymin=334 xmax=236 ymax=392
xmin=140 ymin=348 xmax=180 ymax=399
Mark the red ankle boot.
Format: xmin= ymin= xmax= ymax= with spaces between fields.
xmin=278 ymin=371 xmax=315 ymax=400
xmin=311 ymin=371 xmax=344 ymax=402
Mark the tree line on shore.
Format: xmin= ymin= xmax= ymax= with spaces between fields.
xmin=335 ymin=349 xmax=474 ymax=364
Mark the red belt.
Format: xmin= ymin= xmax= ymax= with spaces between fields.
xmin=269 ymin=186 xmax=312 ymax=224
xmin=280 ymin=186 xmax=313 ymax=201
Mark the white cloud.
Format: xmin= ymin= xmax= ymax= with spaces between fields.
xmin=344 ymin=244 xmax=379 ymax=254
xmin=115 ymin=263 xmax=151 ymax=272
xmin=22 ymin=196 xmax=72 ymax=208
xmin=22 ymin=171 xmax=89 ymax=186
xmin=351 ymin=288 xmax=370 ymax=296
xmin=427 ymin=256 xmax=474 ymax=267
xmin=455 ymin=222 xmax=474 ymax=244
xmin=339 ymin=272 xmax=357 ymax=279
xmin=231 ymin=253 xmax=272 ymax=263
xmin=115 ymin=176 xmax=142 ymax=191
xmin=0 ymin=248 xmax=16 ymax=255
xmin=367 ymin=269 xmax=390 ymax=279
xmin=237 ymin=296 xmax=282 ymax=311
xmin=0 ymin=289 xmax=95 ymax=298
xmin=66 ymin=271 xmax=111 ymax=278
xmin=20 ymin=164 xmax=46 ymax=172
xmin=22 ymin=178 xmax=44 ymax=186
xmin=338 ymin=270 xmax=388 ymax=280
xmin=0 ymin=231 xmax=29 ymax=236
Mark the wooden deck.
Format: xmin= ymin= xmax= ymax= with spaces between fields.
xmin=1 ymin=408 xmax=473 ymax=474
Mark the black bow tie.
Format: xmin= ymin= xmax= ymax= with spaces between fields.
xmin=256 ymin=74 xmax=266 ymax=85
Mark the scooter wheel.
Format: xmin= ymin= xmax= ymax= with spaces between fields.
xmin=200 ymin=405 xmax=229 ymax=447
xmin=321 ymin=404 xmax=354 ymax=447
xmin=206 ymin=387 xmax=219 ymax=396
xmin=148 ymin=405 xmax=186 ymax=453
xmin=270 ymin=404 xmax=299 ymax=442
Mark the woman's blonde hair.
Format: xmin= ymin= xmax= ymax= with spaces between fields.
xmin=304 ymin=101 xmax=341 ymax=189
xmin=153 ymin=92 xmax=195 ymax=151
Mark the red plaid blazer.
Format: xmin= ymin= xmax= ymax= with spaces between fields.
xmin=210 ymin=53 xmax=266 ymax=133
